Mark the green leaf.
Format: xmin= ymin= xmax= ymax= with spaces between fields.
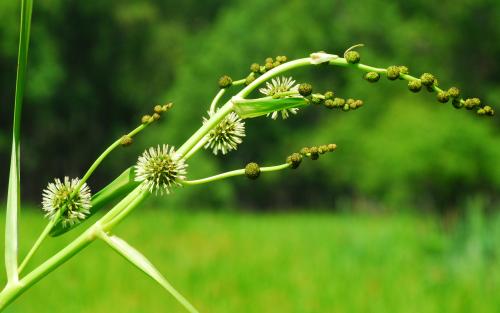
xmin=5 ymin=0 xmax=33 ymax=284
xmin=50 ymin=167 xmax=139 ymax=237
xmin=233 ymin=97 xmax=309 ymax=119
xmin=99 ymin=232 xmax=200 ymax=313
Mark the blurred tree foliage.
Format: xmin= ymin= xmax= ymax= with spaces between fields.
xmin=0 ymin=0 xmax=498 ymax=212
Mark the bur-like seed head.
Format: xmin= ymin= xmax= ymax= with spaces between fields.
xmin=287 ymin=152 xmax=303 ymax=169
xmin=408 ymin=80 xmax=422 ymax=92
xmin=120 ymin=135 xmax=133 ymax=147
xmin=327 ymin=143 xmax=337 ymax=151
xmin=386 ymin=66 xmax=400 ymax=80
xmin=265 ymin=57 xmax=274 ymax=64
xmin=464 ymin=98 xmax=481 ymax=110
xmin=333 ymin=98 xmax=346 ymax=108
xmin=447 ymin=87 xmax=460 ymax=98
xmin=420 ymin=73 xmax=435 ymax=87
xmin=245 ymin=75 xmax=256 ymax=85
xmin=152 ymin=113 xmax=161 ymax=121
xmin=250 ymin=63 xmax=260 ymax=73
xmin=135 ymin=145 xmax=187 ymax=195
xmin=364 ymin=72 xmax=380 ymax=82
xmin=324 ymin=91 xmax=335 ymax=99
xmin=324 ymin=99 xmax=335 ymax=109
xmin=437 ymin=91 xmax=450 ymax=103
xmin=345 ymin=51 xmax=361 ymax=64
xmin=141 ymin=115 xmax=152 ymax=124
xmin=154 ymin=105 xmax=164 ymax=114
xmin=218 ymin=75 xmax=233 ymax=88
xmin=245 ymin=162 xmax=260 ymax=179
xmin=204 ymin=111 xmax=246 ymax=155
xmin=42 ymin=177 xmax=92 ymax=227
xmin=265 ymin=62 xmax=274 ymax=70
xmin=300 ymin=147 xmax=310 ymax=155
xmin=398 ymin=66 xmax=409 ymax=75
xmin=309 ymin=147 xmax=319 ymax=160
xmin=298 ymin=83 xmax=313 ymax=97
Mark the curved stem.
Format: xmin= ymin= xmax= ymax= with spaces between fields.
xmin=209 ymin=89 xmax=226 ymax=114
xmin=183 ymin=163 xmax=290 ymax=185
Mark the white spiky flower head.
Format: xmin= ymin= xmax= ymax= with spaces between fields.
xmin=42 ymin=177 xmax=92 ymax=227
xmin=259 ymin=76 xmax=300 ymax=119
xmin=135 ymin=144 xmax=187 ymax=195
xmin=203 ymin=111 xmax=245 ymax=155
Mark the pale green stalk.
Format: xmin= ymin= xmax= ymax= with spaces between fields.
xmin=183 ymin=163 xmax=290 ymax=185
xmin=209 ymin=89 xmax=226 ymax=114
xmin=5 ymin=0 xmax=33 ymax=285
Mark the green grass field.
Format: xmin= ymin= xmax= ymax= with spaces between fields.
xmin=1 ymin=209 xmax=499 ymax=313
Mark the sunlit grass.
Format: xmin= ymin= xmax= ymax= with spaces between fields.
xmin=2 ymin=208 xmax=499 ymax=313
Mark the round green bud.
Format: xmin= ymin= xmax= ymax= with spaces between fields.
xmin=437 ymin=91 xmax=450 ymax=103
xmin=245 ymin=162 xmax=260 ymax=180
xmin=452 ymin=99 xmax=463 ymax=109
xmin=477 ymin=108 xmax=485 ymax=115
xmin=348 ymin=99 xmax=357 ymax=109
xmin=408 ymin=80 xmax=422 ymax=93
xmin=276 ymin=55 xmax=287 ymax=63
xmin=162 ymin=103 xmax=173 ymax=111
xmin=333 ymin=98 xmax=345 ymax=108
xmin=327 ymin=143 xmax=337 ymax=151
xmin=245 ymin=75 xmax=256 ymax=85
xmin=298 ymin=83 xmax=313 ymax=97
xmin=345 ymin=51 xmax=360 ymax=64
xmin=154 ymin=105 xmax=163 ymax=114
xmin=152 ymin=113 xmax=161 ymax=121
xmin=364 ymin=72 xmax=380 ymax=83
xmin=309 ymin=147 xmax=319 ymax=160
xmin=300 ymin=147 xmax=310 ymax=155
xmin=398 ymin=66 xmax=409 ymax=75
xmin=324 ymin=99 xmax=335 ymax=109
xmin=354 ymin=100 xmax=364 ymax=108
xmin=120 ymin=135 xmax=133 ymax=147
xmin=273 ymin=61 xmax=280 ymax=68
xmin=141 ymin=115 xmax=151 ymax=124
xmin=448 ymin=87 xmax=460 ymax=98
xmin=265 ymin=57 xmax=273 ymax=64
xmin=324 ymin=91 xmax=335 ymax=99
xmin=483 ymin=105 xmax=494 ymax=116
xmin=311 ymin=95 xmax=323 ymax=105
xmin=259 ymin=66 xmax=267 ymax=74
xmin=343 ymin=103 xmax=350 ymax=111
xmin=464 ymin=98 xmax=481 ymax=110
xmin=386 ymin=66 xmax=400 ymax=80
xmin=420 ymin=73 xmax=435 ymax=87
xmin=250 ymin=63 xmax=260 ymax=73
xmin=286 ymin=152 xmax=302 ymax=169
xmin=264 ymin=62 xmax=274 ymax=70
xmin=218 ymin=75 xmax=232 ymax=88
xmin=318 ymin=145 xmax=329 ymax=154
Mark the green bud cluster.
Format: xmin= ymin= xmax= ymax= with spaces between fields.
xmin=436 ymin=91 xmax=450 ymax=103
xmin=408 ymin=80 xmax=422 ymax=92
xmin=249 ymin=55 xmax=289 ymax=76
xmin=141 ymin=102 xmax=173 ymax=124
xmin=386 ymin=66 xmax=400 ymax=80
xmin=477 ymin=105 xmax=494 ymax=116
xmin=286 ymin=152 xmax=303 ymax=169
xmin=245 ymin=162 xmax=261 ymax=180
xmin=299 ymin=144 xmax=336 ymax=161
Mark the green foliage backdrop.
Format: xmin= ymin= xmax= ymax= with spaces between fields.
xmin=0 ymin=0 xmax=498 ymax=211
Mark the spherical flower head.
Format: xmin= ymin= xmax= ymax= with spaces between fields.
xmin=408 ymin=80 xmax=422 ymax=93
xmin=345 ymin=51 xmax=361 ymax=64
xmin=259 ymin=76 xmax=300 ymax=119
xmin=386 ymin=66 xmax=400 ymax=80
xmin=364 ymin=72 xmax=380 ymax=83
xmin=135 ymin=145 xmax=187 ymax=195
xmin=218 ymin=75 xmax=232 ymax=88
xmin=436 ymin=91 xmax=450 ymax=103
xmin=203 ymin=111 xmax=246 ymax=155
xmin=245 ymin=162 xmax=261 ymax=180
xmin=42 ymin=177 xmax=92 ymax=227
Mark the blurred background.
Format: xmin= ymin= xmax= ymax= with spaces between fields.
xmin=0 ymin=0 xmax=499 ymax=312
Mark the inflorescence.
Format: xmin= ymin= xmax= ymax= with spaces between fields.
xmin=135 ymin=144 xmax=187 ymax=195
xmin=42 ymin=177 xmax=92 ymax=227
xmin=203 ymin=111 xmax=246 ymax=155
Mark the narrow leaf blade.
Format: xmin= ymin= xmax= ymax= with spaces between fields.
xmin=100 ymin=233 xmax=200 ymax=313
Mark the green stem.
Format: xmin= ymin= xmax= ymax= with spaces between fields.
xmin=73 ymin=122 xmax=150 ymax=195
xmin=5 ymin=0 xmax=33 ymax=285
xmin=17 ymin=215 xmax=58 ymax=274
xmin=209 ymin=89 xmax=226 ymax=114
xmin=183 ymin=163 xmax=290 ymax=185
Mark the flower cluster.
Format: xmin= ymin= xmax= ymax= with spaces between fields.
xmin=42 ymin=177 xmax=92 ymax=227
xmin=141 ymin=102 xmax=174 ymax=124
xmin=135 ymin=144 xmax=187 ymax=195
xmin=259 ymin=76 xmax=301 ymax=119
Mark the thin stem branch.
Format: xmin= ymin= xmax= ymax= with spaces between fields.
xmin=209 ymin=89 xmax=226 ymax=114
xmin=183 ymin=163 xmax=290 ymax=185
